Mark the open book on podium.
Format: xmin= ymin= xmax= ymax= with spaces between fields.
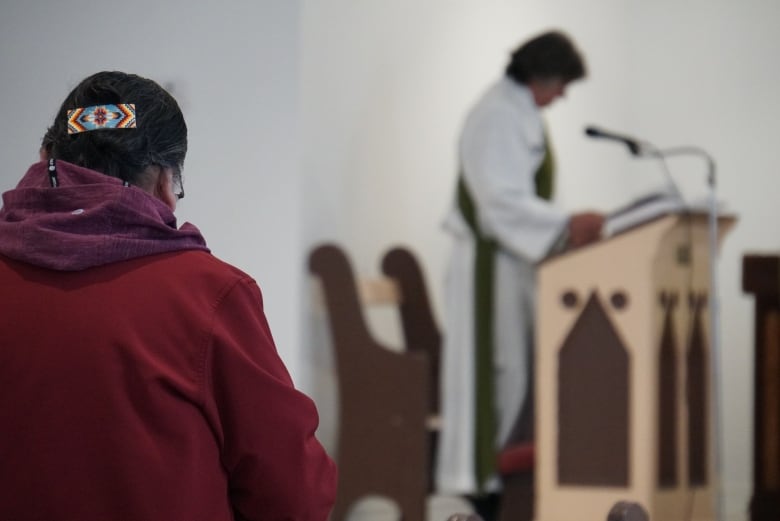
xmin=604 ymin=191 xmax=726 ymax=237
xmin=534 ymin=191 xmax=736 ymax=521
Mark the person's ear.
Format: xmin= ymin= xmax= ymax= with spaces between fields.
xmin=152 ymin=166 xmax=177 ymax=211
xmin=39 ymin=147 xmax=49 ymax=161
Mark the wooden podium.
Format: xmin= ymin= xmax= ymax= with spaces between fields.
xmin=535 ymin=212 xmax=734 ymax=521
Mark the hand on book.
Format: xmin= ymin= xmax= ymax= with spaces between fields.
xmin=567 ymin=211 xmax=604 ymax=249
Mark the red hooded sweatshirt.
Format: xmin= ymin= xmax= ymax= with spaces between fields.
xmin=0 ymin=161 xmax=337 ymax=520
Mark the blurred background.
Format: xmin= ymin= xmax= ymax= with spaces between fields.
xmin=2 ymin=1 xmax=778 ymax=519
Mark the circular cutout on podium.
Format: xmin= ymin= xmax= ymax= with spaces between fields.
xmin=561 ymin=290 xmax=578 ymax=308
xmin=611 ymin=291 xmax=628 ymax=310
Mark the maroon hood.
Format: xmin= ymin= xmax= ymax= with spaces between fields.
xmin=0 ymin=160 xmax=209 ymax=271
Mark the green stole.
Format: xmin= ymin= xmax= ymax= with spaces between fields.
xmin=456 ymin=133 xmax=554 ymax=491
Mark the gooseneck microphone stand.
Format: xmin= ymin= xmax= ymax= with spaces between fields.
xmin=586 ymin=127 xmax=724 ymax=521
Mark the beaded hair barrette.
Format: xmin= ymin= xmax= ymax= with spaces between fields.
xmin=67 ymin=103 xmax=136 ymax=134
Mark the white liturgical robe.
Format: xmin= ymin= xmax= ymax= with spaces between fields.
xmin=436 ymin=77 xmax=568 ymax=494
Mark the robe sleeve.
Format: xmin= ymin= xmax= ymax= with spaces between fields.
xmin=201 ymin=277 xmax=337 ymax=521
xmin=459 ymin=97 xmax=568 ymax=263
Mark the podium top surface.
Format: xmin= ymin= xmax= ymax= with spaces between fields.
xmin=540 ymin=211 xmax=736 ymax=268
xmin=606 ymin=208 xmax=736 ymax=239
xmin=603 ymin=190 xmax=735 ymax=237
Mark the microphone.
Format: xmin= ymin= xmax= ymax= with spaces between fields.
xmin=584 ymin=126 xmax=644 ymax=156
xmin=585 ymin=124 xmax=685 ymax=203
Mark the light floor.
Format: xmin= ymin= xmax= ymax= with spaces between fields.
xmin=345 ymin=494 xmax=475 ymax=521
xmin=343 ymin=494 xmax=751 ymax=521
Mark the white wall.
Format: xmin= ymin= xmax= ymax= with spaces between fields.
xmin=301 ymin=1 xmax=780 ymax=519
xmin=0 ymin=0 xmax=305 ymax=379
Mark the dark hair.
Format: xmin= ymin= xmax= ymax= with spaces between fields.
xmin=505 ymin=30 xmax=586 ymax=85
xmin=42 ymin=71 xmax=187 ymax=189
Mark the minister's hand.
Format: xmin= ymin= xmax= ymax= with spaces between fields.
xmin=567 ymin=211 xmax=604 ymax=248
